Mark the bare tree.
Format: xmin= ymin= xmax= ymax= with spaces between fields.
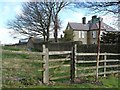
xmin=7 ymin=2 xmax=52 ymax=41
xmin=7 ymin=1 xmax=70 ymax=42
xmin=75 ymin=2 xmax=119 ymax=15
xmin=51 ymin=2 xmax=70 ymax=42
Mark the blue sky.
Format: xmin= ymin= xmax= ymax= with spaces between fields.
xmin=0 ymin=1 xmax=118 ymax=44
xmin=0 ymin=2 xmax=23 ymax=44
xmin=0 ymin=2 xmax=22 ymax=27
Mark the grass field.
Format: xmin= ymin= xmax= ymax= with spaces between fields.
xmin=2 ymin=45 xmax=120 ymax=88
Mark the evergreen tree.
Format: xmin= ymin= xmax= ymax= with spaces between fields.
xmin=101 ymin=32 xmax=120 ymax=44
xmin=62 ymin=29 xmax=74 ymax=41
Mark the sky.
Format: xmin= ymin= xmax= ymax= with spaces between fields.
xmin=0 ymin=1 xmax=118 ymax=45
xmin=0 ymin=2 xmax=23 ymax=44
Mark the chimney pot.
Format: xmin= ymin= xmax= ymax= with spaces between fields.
xmin=82 ymin=17 xmax=86 ymax=24
xmin=92 ymin=15 xmax=97 ymax=23
xmin=92 ymin=15 xmax=97 ymax=19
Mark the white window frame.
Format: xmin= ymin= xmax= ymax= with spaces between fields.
xmin=79 ymin=31 xmax=84 ymax=38
xmin=81 ymin=31 xmax=84 ymax=38
xmin=92 ymin=31 xmax=96 ymax=38
xmin=79 ymin=31 xmax=81 ymax=38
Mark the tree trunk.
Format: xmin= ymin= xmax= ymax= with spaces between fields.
xmin=46 ymin=28 xmax=49 ymax=42
xmin=54 ymin=16 xmax=58 ymax=42
xmin=43 ymin=35 xmax=46 ymax=42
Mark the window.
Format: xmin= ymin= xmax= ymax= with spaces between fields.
xmin=92 ymin=31 xmax=96 ymax=38
xmin=79 ymin=31 xmax=84 ymax=38
xmin=81 ymin=31 xmax=84 ymax=38
xmin=79 ymin=31 xmax=81 ymax=38
xmin=67 ymin=26 xmax=70 ymax=30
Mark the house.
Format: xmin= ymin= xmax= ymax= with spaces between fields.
xmin=27 ymin=37 xmax=44 ymax=51
xmin=19 ymin=38 xmax=28 ymax=44
xmin=27 ymin=37 xmax=55 ymax=51
xmin=66 ymin=15 xmax=117 ymax=44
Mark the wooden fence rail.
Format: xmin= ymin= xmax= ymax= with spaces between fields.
xmin=3 ymin=50 xmax=44 ymax=55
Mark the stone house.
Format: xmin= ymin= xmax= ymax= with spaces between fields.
xmin=66 ymin=15 xmax=117 ymax=44
xmin=19 ymin=38 xmax=28 ymax=44
xmin=27 ymin=37 xmax=55 ymax=51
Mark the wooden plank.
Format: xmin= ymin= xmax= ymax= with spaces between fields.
xmin=49 ymin=64 xmax=70 ymax=69
xmin=50 ymin=76 xmax=70 ymax=80
xmin=76 ymin=53 xmax=97 ymax=56
xmin=100 ymin=59 xmax=119 ymax=62
xmin=77 ymin=59 xmax=119 ymax=63
xmin=54 ymin=70 xmax=70 ymax=74
xmin=77 ymin=65 xmax=119 ymax=71
xmin=100 ymin=65 xmax=120 ymax=68
xmin=3 ymin=50 xmax=44 ymax=55
xmin=70 ymin=46 xmax=76 ymax=83
xmin=77 ymin=66 xmax=96 ymax=71
xmin=28 ymin=60 xmax=43 ymax=63
xmin=74 ymin=44 xmax=77 ymax=78
xmin=38 ymin=69 xmax=44 ymax=72
xmin=104 ymin=53 xmax=107 ymax=77
xmin=43 ymin=45 xmax=49 ymax=84
xmin=99 ymin=71 xmax=120 ymax=75
xmin=49 ymin=65 xmax=60 ymax=69
xmin=77 ymin=73 xmax=95 ymax=77
xmin=49 ymin=51 xmax=71 ymax=55
xmin=104 ymin=53 xmax=120 ymax=56
xmin=77 ymin=71 xmax=120 ymax=77
xmin=3 ymin=58 xmax=43 ymax=63
xmin=76 ymin=53 xmax=120 ymax=56
xmin=49 ymin=58 xmax=70 ymax=62
xmin=77 ymin=60 xmax=97 ymax=63
xmin=3 ymin=67 xmax=43 ymax=71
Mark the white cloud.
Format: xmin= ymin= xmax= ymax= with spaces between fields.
xmin=0 ymin=28 xmax=19 ymax=44
xmin=101 ymin=14 xmax=118 ymax=30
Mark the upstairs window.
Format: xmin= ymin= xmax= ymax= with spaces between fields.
xmin=92 ymin=31 xmax=96 ymax=38
xmin=79 ymin=31 xmax=84 ymax=38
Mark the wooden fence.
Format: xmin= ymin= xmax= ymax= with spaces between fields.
xmin=70 ymin=44 xmax=120 ymax=83
xmin=3 ymin=44 xmax=120 ymax=84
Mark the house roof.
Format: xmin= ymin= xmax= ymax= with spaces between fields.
xmin=100 ymin=23 xmax=117 ymax=32
xmin=68 ymin=22 xmax=117 ymax=32
xmin=30 ymin=37 xmax=44 ymax=43
xmin=68 ymin=22 xmax=89 ymax=31
xmin=19 ymin=38 xmax=28 ymax=43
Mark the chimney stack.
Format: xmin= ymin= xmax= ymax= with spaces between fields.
xmin=92 ymin=15 xmax=97 ymax=19
xmin=82 ymin=17 xmax=86 ymax=24
xmin=92 ymin=15 xmax=97 ymax=23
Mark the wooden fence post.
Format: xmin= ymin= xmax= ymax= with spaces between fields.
xmin=43 ymin=44 xmax=49 ymax=84
xmin=70 ymin=45 xmax=75 ymax=83
xmin=74 ymin=44 xmax=77 ymax=78
xmin=104 ymin=52 xmax=107 ymax=77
